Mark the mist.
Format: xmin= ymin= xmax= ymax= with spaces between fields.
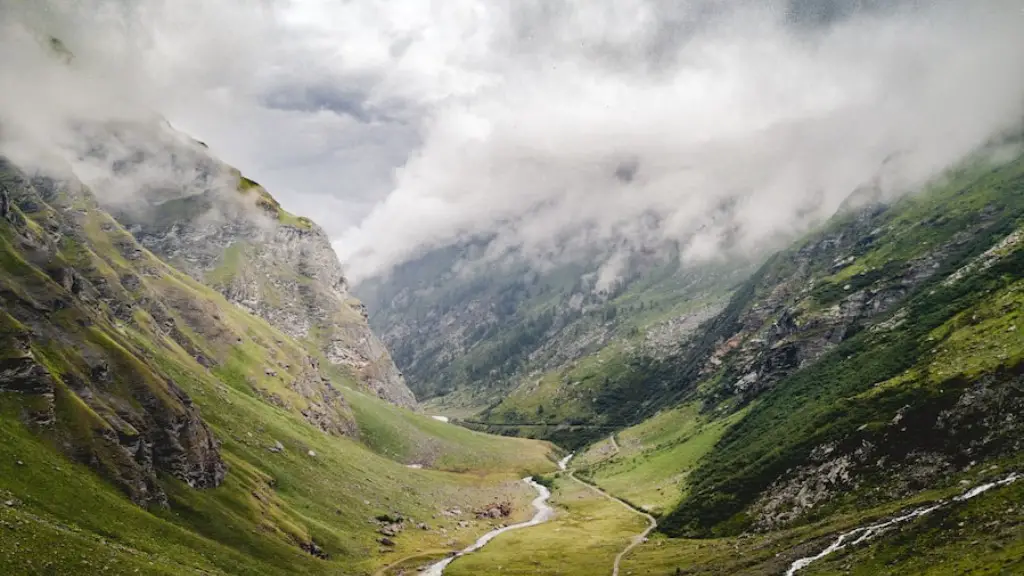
xmin=335 ymin=0 xmax=1024 ymax=283
xmin=1 ymin=1 xmax=1022 ymax=286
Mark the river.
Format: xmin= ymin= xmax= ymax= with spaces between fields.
xmin=421 ymin=476 xmax=557 ymax=575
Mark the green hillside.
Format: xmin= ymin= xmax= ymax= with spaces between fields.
xmin=441 ymin=144 xmax=1024 ymax=575
xmin=662 ymin=150 xmax=1024 ymax=537
xmin=0 ymin=157 xmax=556 ymax=575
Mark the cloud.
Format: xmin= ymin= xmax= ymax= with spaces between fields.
xmin=1 ymin=0 xmax=1023 ymax=284
xmin=334 ymin=0 xmax=1024 ymax=282
xmin=0 ymin=0 xmax=424 ymax=233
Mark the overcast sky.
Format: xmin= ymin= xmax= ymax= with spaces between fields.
xmin=2 ymin=0 xmax=1023 ymax=283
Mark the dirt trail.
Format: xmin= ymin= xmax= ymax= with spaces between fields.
xmin=561 ymin=450 xmax=657 ymax=576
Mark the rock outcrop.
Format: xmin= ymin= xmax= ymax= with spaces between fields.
xmin=76 ymin=123 xmax=415 ymax=408
xmin=0 ymin=157 xmax=226 ymax=506
xmin=681 ymin=197 xmax=1003 ymax=407
xmin=750 ymin=363 xmax=1024 ymax=531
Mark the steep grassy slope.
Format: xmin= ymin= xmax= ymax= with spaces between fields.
xmin=574 ymin=403 xmax=746 ymax=516
xmin=797 ymin=478 xmax=1024 ymax=576
xmin=662 ymin=150 xmax=1024 ymax=538
xmin=0 ymin=157 xmax=556 ymax=575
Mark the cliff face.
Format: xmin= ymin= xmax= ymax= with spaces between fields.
xmin=0 ymin=157 xmax=227 ymax=506
xmin=210 ymin=223 xmax=415 ymax=408
xmin=82 ymin=123 xmax=415 ymax=408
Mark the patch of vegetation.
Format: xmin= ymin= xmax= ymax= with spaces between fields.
xmin=234 ymin=171 xmax=313 ymax=230
xmin=277 ymin=209 xmax=314 ymax=230
xmin=576 ymin=403 xmax=747 ymax=516
xmin=204 ymin=241 xmax=249 ymax=287
xmin=238 ymin=175 xmax=261 ymax=191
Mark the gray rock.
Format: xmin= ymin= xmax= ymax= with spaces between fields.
xmin=121 ymin=190 xmax=415 ymax=409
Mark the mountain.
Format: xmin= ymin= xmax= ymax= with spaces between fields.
xmin=82 ymin=122 xmax=416 ymax=408
xmin=657 ymin=143 xmax=1024 ymax=538
xmin=5 ymin=8 xmax=1024 ymax=575
xmin=357 ymin=141 xmax=1024 ymax=464
xmin=0 ymin=140 xmax=556 ymax=574
xmin=357 ymin=240 xmax=760 ymax=424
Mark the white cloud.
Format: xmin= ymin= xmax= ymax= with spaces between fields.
xmin=1 ymin=0 xmax=1023 ymax=283
xmin=334 ymin=0 xmax=1024 ymax=281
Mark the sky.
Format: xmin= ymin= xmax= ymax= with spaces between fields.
xmin=1 ymin=0 xmax=1023 ymax=284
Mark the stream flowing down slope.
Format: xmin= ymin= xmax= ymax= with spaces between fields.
xmin=786 ymin=473 xmax=1022 ymax=575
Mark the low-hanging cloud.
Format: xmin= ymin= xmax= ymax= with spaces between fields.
xmin=1 ymin=1 xmax=1023 ymax=286
xmin=335 ymin=0 xmax=1024 ymax=282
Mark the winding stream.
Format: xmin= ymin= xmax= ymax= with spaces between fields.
xmin=786 ymin=472 xmax=1021 ymax=575
xmin=419 ymin=453 xmax=1016 ymax=575
xmin=422 ymin=452 xmax=656 ymax=575
xmin=421 ymin=476 xmax=557 ymax=575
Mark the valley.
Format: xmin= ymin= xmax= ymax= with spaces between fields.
xmin=3 ymin=132 xmax=1023 ymax=575
xmin=2 ymin=3 xmax=1024 ymax=574
xmin=369 ymin=143 xmax=1024 ymax=575
xmin=0 ymin=141 xmax=558 ymax=575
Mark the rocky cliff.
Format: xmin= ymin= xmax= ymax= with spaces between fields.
xmin=79 ymin=122 xmax=415 ymax=408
